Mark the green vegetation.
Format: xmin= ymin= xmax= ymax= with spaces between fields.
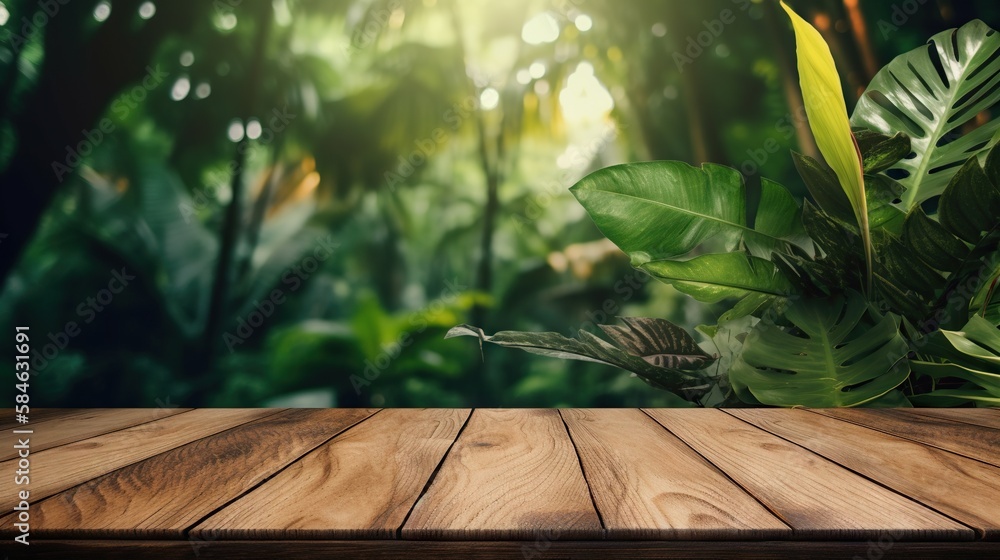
xmin=452 ymin=8 xmax=1000 ymax=407
xmin=1 ymin=1 xmax=998 ymax=407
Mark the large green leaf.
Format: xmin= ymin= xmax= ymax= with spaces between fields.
xmin=792 ymin=151 xmax=904 ymax=232
xmin=781 ymin=1 xmax=870 ymax=288
xmin=851 ymin=19 xmax=1000 ymax=208
xmin=569 ymin=161 xmax=809 ymax=265
xmin=872 ymin=228 xmax=943 ymax=324
xmin=730 ymin=292 xmax=910 ymax=407
xmin=912 ymin=315 xmax=1000 ymax=404
xmin=902 ymin=148 xmax=1000 ymax=327
xmin=774 ymin=202 xmax=864 ymax=296
xmin=938 ymin=155 xmax=1000 ymax=244
xmin=446 ymin=317 xmax=714 ymax=395
xmin=642 ymin=253 xmax=793 ymax=303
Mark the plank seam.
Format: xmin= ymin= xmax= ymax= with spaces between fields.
xmin=395 ymin=408 xmax=475 ymax=539
xmin=0 ymin=408 xmax=290 ymax=527
xmin=557 ymin=409 xmax=608 ymax=539
xmin=720 ymin=409 xmax=985 ymax=541
xmin=0 ymin=408 xmax=196 ymax=461
xmin=179 ymin=409 xmax=382 ymax=539
xmin=804 ymin=409 xmax=1000 ymax=470
xmin=901 ymin=409 xmax=1000 ymax=430
xmin=639 ymin=409 xmax=795 ymax=534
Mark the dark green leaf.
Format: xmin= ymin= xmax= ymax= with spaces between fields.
xmin=641 ymin=253 xmax=794 ymax=303
xmin=730 ymin=291 xmax=910 ymax=407
xmin=598 ymin=317 xmax=714 ymax=370
xmin=792 ymin=151 xmax=854 ymax=223
xmin=911 ymin=315 xmax=1000 ymax=404
xmin=863 ymin=174 xmax=905 ymax=233
xmin=446 ymin=320 xmax=714 ymax=394
xmin=903 ymin=207 xmax=969 ymax=272
xmin=939 ymin=156 xmax=1000 ymax=244
xmin=853 ymin=130 xmax=912 ymax=175
xmin=872 ymin=229 xmax=943 ymax=323
xmin=718 ymin=292 xmax=780 ymax=323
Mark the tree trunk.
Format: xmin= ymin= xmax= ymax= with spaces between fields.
xmin=200 ymin=0 xmax=274 ymax=399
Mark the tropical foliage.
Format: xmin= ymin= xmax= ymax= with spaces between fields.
xmin=451 ymin=7 xmax=1000 ymax=407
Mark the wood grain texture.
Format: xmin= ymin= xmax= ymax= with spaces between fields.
xmin=401 ymin=409 xmax=602 ymax=540
xmin=0 ymin=408 xmax=280 ymax=512
xmin=903 ymin=408 xmax=1000 ymax=430
xmin=0 ymin=408 xmax=191 ymax=461
xmin=5 ymin=409 xmax=378 ymax=539
xmin=26 ymin=540 xmax=1000 ymax=560
xmin=728 ymin=409 xmax=1000 ymax=539
xmin=813 ymin=409 xmax=1000 ymax=468
xmin=0 ymin=408 xmax=103 ymax=430
xmin=562 ymin=409 xmax=788 ymax=540
xmin=193 ymin=409 xmax=468 ymax=540
xmin=645 ymin=409 xmax=972 ymax=540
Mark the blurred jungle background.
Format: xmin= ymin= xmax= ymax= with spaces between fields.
xmin=1 ymin=0 xmax=998 ymax=407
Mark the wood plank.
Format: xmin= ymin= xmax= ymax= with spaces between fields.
xmin=0 ymin=408 xmax=192 ymax=461
xmin=728 ymin=408 xmax=1000 ymax=539
xmin=645 ymin=409 xmax=972 ymax=540
xmin=193 ymin=409 xmax=467 ymax=540
xmin=11 ymin=408 xmax=378 ymax=539
xmin=904 ymin=409 xmax=1000 ymax=430
xmin=813 ymin=409 xmax=1000 ymax=468
xmin=0 ymin=408 xmax=96 ymax=430
xmin=401 ymin=409 xmax=602 ymax=540
xmin=562 ymin=409 xmax=788 ymax=540
xmin=0 ymin=408 xmax=280 ymax=512
xmin=27 ymin=540 xmax=1000 ymax=560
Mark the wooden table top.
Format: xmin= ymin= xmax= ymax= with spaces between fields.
xmin=1 ymin=408 xmax=998 ymax=559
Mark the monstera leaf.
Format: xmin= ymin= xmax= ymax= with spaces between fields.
xmin=851 ymin=19 xmax=1000 ymax=208
xmin=446 ymin=317 xmax=714 ymax=394
xmin=730 ymin=292 xmax=910 ymax=407
xmin=911 ymin=315 xmax=1000 ymax=406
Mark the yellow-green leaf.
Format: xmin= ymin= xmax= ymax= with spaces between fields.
xmin=780 ymin=1 xmax=870 ymax=289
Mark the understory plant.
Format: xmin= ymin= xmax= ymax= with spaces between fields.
xmin=449 ymin=3 xmax=1000 ymax=407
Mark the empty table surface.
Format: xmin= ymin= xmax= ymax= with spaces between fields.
xmin=1 ymin=407 xmax=998 ymax=559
